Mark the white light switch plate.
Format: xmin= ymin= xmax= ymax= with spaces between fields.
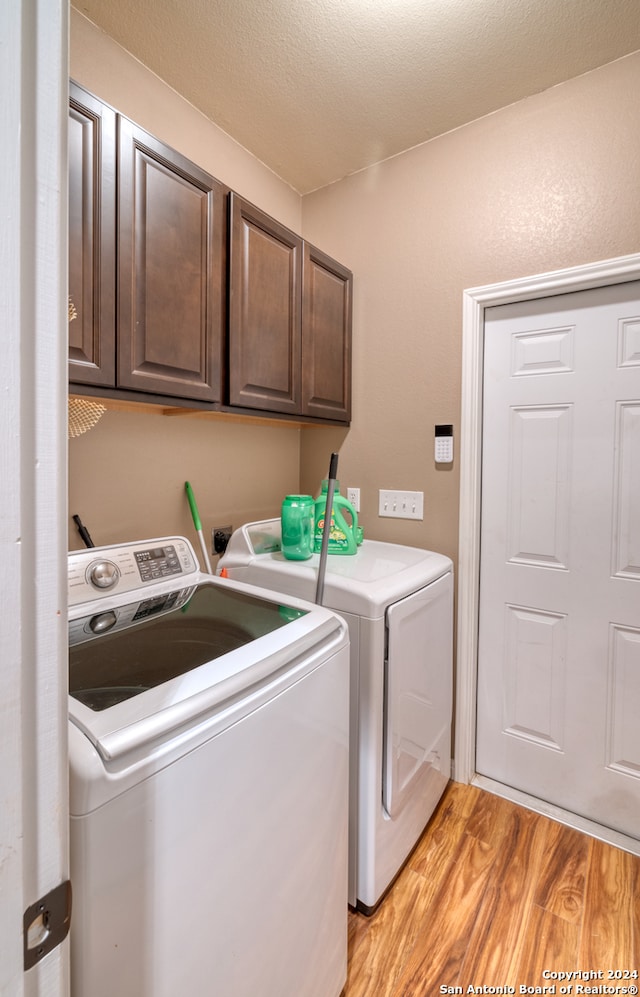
xmin=378 ymin=489 xmax=424 ymax=520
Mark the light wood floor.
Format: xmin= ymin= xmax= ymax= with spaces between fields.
xmin=345 ymin=782 xmax=640 ymax=996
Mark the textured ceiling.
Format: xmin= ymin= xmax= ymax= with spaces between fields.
xmin=71 ymin=0 xmax=640 ymax=194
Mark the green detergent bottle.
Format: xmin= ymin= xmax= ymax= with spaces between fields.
xmin=314 ymin=479 xmax=358 ymax=555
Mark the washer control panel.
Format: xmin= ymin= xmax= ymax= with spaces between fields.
xmin=134 ymin=545 xmax=183 ymax=582
xmin=68 ymin=536 xmax=200 ymax=608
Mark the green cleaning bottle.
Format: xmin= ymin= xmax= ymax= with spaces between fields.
xmin=314 ymin=480 xmax=358 ymax=555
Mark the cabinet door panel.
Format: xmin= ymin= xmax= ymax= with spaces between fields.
xmin=68 ymin=83 xmax=116 ymax=386
xmin=302 ymin=245 xmax=352 ymax=422
xmin=117 ymin=118 xmax=225 ymax=402
xmin=228 ymin=194 xmax=302 ymax=414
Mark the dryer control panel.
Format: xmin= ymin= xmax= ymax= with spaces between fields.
xmin=68 ymin=536 xmax=200 ymax=608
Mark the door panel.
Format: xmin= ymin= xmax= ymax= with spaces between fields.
xmin=68 ymin=83 xmax=116 ymax=385
xmin=228 ymin=194 xmax=302 ymax=414
xmin=608 ymin=625 xmax=640 ymax=777
xmin=383 ymin=573 xmax=452 ymax=819
xmin=301 ymin=244 xmax=352 ymax=422
xmin=506 ymin=403 xmax=572 ymax=567
xmin=117 ymin=117 xmax=225 ymax=401
xmin=477 ymin=281 xmax=640 ymax=839
xmin=502 ymin=603 xmax=567 ymax=750
xmin=613 ymin=402 xmax=640 ymax=578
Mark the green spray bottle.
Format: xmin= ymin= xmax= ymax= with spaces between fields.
xmin=313 ymin=479 xmax=358 ymax=555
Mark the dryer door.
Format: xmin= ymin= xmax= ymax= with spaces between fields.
xmin=383 ymin=572 xmax=453 ymax=818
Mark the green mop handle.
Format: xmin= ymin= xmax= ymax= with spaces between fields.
xmin=185 ymin=481 xmax=213 ymax=574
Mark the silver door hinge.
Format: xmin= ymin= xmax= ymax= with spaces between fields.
xmin=24 ymin=880 xmax=72 ymax=970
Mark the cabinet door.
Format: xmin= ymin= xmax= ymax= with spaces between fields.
xmin=68 ymin=83 xmax=116 ymax=386
xmin=228 ymin=194 xmax=302 ymax=414
xmin=383 ymin=573 xmax=453 ymax=819
xmin=302 ymin=244 xmax=352 ymax=423
xmin=117 ymin=117 xmax=225 ymax=402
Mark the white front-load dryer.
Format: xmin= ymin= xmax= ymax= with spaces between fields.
xmin=219 ymin=519 xmax=454 ymax=913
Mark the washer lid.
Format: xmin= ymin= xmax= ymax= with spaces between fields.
xmin=68 ymin=576 xmax=344 ymax=762
xmin=220 ymin=519 xmax=453 ymax=617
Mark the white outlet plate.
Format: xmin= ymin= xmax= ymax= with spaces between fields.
xmin=346 ymin=486 xmax=360 ymax=512
xmin=378 ymin=489 xmax=424 ymax=520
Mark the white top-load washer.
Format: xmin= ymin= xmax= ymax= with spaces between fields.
xmin=68 ymin=536 xmax=350 ymax=997
xmin=219 ymin=519 xmax=454 ymax=913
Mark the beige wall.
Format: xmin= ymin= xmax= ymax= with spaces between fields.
xmin=300 ymin=51 xmax=640 ymax=566
xmin=70 ymin=11 xmax=301 ymax=227
xmin=68 ymin=11 xmax=640 ymax=571
xmin=69 ymin=406 xmax=303 ymax=553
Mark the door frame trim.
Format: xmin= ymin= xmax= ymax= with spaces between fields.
xmin=455 ymin=253 xmax=640 ymax=846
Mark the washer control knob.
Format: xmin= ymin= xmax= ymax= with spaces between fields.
xmin=88 ymin=560 xmax=120 ymax=589
xmin=88 ymin=610 xmax=118 ymax=634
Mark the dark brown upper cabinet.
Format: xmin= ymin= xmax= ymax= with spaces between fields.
xmin=69 ymin=84 xmax=352 ymax=423
xmin=302 ymin=244 xmax=352 ymax=423
xmin=228 ymin=194 xmax=303 ymax=415
xmin=68 ymin=83 xmax=117 ymax=386
xmin=228 ymin=193 xmax=352 ymax=422
xmin=117 ymin=118 xmax=226 ymax=402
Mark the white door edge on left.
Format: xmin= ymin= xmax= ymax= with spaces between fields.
xmin=0 ymin=0 xmax=70 ymax=993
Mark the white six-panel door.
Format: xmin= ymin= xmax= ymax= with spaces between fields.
xmin=476 ymin=280 xmax=640 ymax=839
